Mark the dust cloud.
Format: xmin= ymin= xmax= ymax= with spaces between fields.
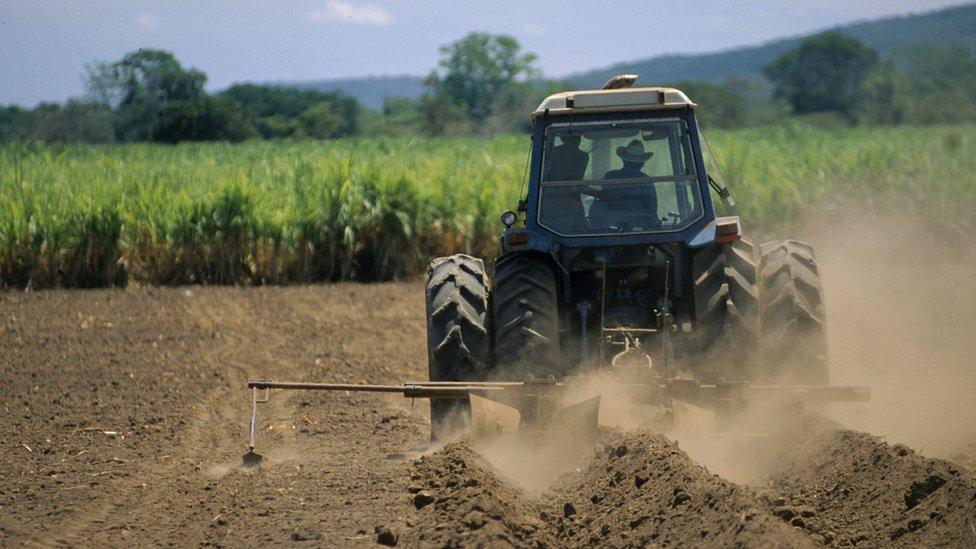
xmin=470 ymin=371 xmax=667 ymax=492
xmin=675 ymin=211 xmax=976 ymax=479
xmin=806 ymin=213 xmax=976 ymax=458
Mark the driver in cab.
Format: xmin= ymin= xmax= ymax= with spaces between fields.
xmin=588 ymin=139 xmax=658 ymax=230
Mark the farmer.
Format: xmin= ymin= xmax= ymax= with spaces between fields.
xmin=547 ymin=134 xmax=589 ymax=181
xmin=604 ymin=139 xmax=652 ymax=179
xmin=588 ymin=139 xmax=658 ymax=229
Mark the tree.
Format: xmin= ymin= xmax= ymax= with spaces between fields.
xmin=764 ymin=32 xmax=878 ymax=118
xmin=29 ymin=101 xmax=115 ymax=142
xmin=426 ymin=32 xmax=539 ymax=123
xmin=418 ymin=93 xmax=470 ymax=137
xmin=219 ymin=84 xmax=360 ymax=138
xmin=670 ymin=81 xmax=747 ymax=129
xmin=149 ymin=97 xmax=256 ymax=143
xmin=0 ymin=106 xmax=31 ymax=142
xmin=858 ymin=61 xmax=909 ymax=125
xmin=295 ymin=101 xmax=347 ymax=139
xmin=901 ymin=44 xmax=976 ymax=124
xmin=86 ymin=49 xmax=208 ymax=141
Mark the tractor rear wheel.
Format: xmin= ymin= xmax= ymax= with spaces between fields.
xmin=691 ymin=239 xmax=760 ymax=381
xmin=492 ymin=254 xmax=561 ymax=378
xmin=757 ymin=240 xmax=829 ymax=384
xmin=424 ymin=254 xmax=491 ymax=441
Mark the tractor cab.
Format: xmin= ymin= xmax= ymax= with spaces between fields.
xmin=503 ymin=76 xmax=738 ymax=257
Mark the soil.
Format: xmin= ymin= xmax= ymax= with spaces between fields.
xmin=0 ymin=284 xmax=428 ymax=546
xmin=2 ymin=283 xmax=976 ymax=547
xmin=759 ymin=420 xmax=976 ymax=547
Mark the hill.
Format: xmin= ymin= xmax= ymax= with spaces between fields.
xmin=286 ymin=3 xmax=976 ymax=108
xmin=569 ymin=2 xmax=976 ymax=88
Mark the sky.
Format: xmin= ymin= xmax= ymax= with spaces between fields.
xmin=0 ymin=0 xmax=967 ymax=106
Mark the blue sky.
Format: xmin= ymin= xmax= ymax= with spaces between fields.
xmin=0 ymin=0 xmax=965 ymax=106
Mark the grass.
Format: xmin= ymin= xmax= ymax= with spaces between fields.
xmin=1 ymin=125 xmax=974 ymax=288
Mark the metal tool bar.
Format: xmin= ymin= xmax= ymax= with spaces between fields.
xmin=246 ymin=379 xmax=513 ymax=399
xmin=249 ymin=380 xmax=410 ymax=392
xmin=602 ymin=327 xmax=659 ymax=334
xmin=743 ymin=385 xmax=871 ymax=402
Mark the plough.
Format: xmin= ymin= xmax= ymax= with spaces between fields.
xmin=241 ymin=375 xmax=869 ymax=466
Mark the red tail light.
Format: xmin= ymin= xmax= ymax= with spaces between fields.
xmin=506 ymin=230 xmax=528 ymax=246
xmin=716 ymin=218 xmax=741 ymax=243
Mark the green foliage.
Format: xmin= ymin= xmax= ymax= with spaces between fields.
xmin=425 ymin=32 xmax=540 ymax=125
xmin=670 ymin=81 xmax=747 ymax=129
xmin=765 ymin=32 xmax=879 ymax=118
xmin=901 ymin=44 xmax=976 ymax=124
xmin=1 ymin=127 xmax=974 ymax=289
xmin=86 ymin=49 xmax=208 ymax=141
xmin=219 ymin=83 xmax=359 ymax=138
xmin=295 ymin=102 xmax=347 ymax=139
xmin=0 ymin=100 xmax=114 ymax=143
xmin=150 ymin=97 xmax=257 ymax=143
xmin=858 ymin=61 xmax=909 ymax=125
xmin=0 ymin=106 xmax=32 ymax=141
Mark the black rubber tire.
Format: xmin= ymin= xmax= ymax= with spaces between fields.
xmin=491 ymin=254 xmax=561 ymax=378
xmin=424 ymin=254 xmax=491 ymax=441
xmin=690 ymin=239 xmax=760 ymax=381
xmin=757 ymin=239 xmax=829 ymax=384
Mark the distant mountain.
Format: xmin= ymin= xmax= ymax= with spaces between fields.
xmin=568 ymin=3 xmax=976 ymax=89
xmin=285 ymin=3 xmax=976 ymax=108
xmin=281 ymin=74 xmax=425 ymax=111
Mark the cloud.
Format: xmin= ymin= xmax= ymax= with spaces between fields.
xmin=135 ymin=12 xmax=159 ymax=29
xmin=308 ymin=1 xmax=393 ymax=26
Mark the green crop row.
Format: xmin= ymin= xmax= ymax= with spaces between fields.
xmin=1 ymin=125 xmax=973 ymax=288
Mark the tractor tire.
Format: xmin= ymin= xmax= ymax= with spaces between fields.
xmin=491 ymin=254 xmax=561 ymax=378
xmin=690 ymin=239 xmax=760 ymax=381
xmin=757 ymin=240 xmax=829 ymax=384
xmin=424 ymin=254 xmax=491 ymax=442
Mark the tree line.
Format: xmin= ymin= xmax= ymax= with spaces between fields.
xmin=2 ymin=31 xmax=975 ymax=143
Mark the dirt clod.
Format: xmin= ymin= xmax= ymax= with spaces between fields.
xmin=412 ymin=490 xmax=435 ymax=510
xmin=905 ymin=475 xmax=947 ymax=510
xmin=374 ymin=525 xmax=397 ymax=546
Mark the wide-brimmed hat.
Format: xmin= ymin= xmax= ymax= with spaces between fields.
xmin=616 ymin=139 xmax=653 ymax=163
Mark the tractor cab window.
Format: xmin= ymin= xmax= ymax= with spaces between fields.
xmin=538 ymin=118 xmax=703 ymax=236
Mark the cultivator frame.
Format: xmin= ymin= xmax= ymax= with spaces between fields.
xmin=241 ymin=375 xmax=869 ymax=466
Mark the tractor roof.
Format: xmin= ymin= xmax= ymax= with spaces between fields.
xmin=533 ymin=86 xmax=695 ymax=119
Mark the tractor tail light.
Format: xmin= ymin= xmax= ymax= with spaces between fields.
xmin=715 ymin=218 xmax=741 ymax=244
xmin=506 ymin=230 xmax=529 ymax=247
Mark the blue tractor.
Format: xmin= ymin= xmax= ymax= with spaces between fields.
xmin=425 ymin=75 xmax=829 ymax=437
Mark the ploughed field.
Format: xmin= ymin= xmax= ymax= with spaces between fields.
xmin=2 ymin=281 xmax=975 ymax=547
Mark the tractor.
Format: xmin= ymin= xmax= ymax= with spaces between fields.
xmin=424 ymin=75 xmax=830 ymax=439
xmin=242 ymin=76 xmax=865 ymax=464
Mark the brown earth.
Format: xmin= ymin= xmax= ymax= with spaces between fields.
xmin=0 ymin=284 xmax=429 ymax=546
xmin=2 ymin=282 xmax=976 ymax=547
xmin=758 ymin=421 xmax=976 ymax=547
